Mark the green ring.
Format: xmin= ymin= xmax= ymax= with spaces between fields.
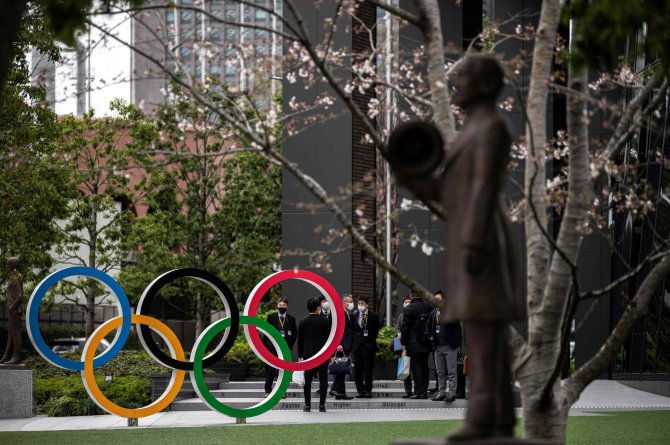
xmin=190 ymin=315 xmax=292 ymax=418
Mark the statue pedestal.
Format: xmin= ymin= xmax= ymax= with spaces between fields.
xmin=392 ymin=438 xmax=560 ymax=445
xmin=0 ymin=365 xmax=33 ymax=418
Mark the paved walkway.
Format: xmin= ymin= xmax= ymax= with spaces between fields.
xmin=1 ymin=380 xmax=669 ymax=432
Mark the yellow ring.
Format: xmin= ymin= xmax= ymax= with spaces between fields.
xmin=81 ymin=314 xmax=186 ymax=418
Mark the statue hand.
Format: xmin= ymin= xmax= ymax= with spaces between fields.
xmin=465 ymin=247 xmax=486 ymax=274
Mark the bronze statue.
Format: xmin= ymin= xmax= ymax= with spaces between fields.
xmin=1 ymin=257 xmax=24 ymax=365
xmin=388 ymin=54 xmax=524 ymax=441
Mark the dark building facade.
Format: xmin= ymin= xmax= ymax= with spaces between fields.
xmin=281 ymin=1 xmax=670 ymax=385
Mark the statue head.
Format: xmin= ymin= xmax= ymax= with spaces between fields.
xmin=450 ymin=54 xmax=505 ymax=108
xmin=7 ymin=257 xmax=20 ymax=271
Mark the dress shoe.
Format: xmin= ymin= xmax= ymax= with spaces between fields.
xmin=335 ymin=395 xmax=353 ymax=400
xmin=410 ymin=393 xmax=428 ymax=399
xmin=401 ymin=393 xmax=413 ymax=399
xmin=355 ymin=393 xmax=367 ymax=398
xmin=428 ymin=386 xmax=439 ymax=393
xmin=329 ymin=391 xmax=337 ymax=396
xmin=264 ymin=392 xmax=270 ymax=398
xmin=303 ymin=404 xmax=311 ymax=412
xmin=444 ymin=395 xmax=456 ymax=403
xmin=319 ymin=404 xmax=326 ymax=412
xmin=363 ymin=393 xmax=372 ymax=398
xmin=431 ymin=394 xmax=446 ymax=401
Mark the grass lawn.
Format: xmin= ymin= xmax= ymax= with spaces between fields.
xmin=1 ymin=411 xmax=669 ymax=444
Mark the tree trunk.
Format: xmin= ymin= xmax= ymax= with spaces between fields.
xmin=519 ymin=62 xmax=590 ymax=442
xmin=85 ymin=202 xmax=98 ymax=337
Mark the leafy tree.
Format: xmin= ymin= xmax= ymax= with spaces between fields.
xmin=55 ymin=101 xmax=152 ymax=335
xmin=0 ymin=7 xmax=71 ymax=287
xmin=119 ymin=83 xmax=281 ymax=335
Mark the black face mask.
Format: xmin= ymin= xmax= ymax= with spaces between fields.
xmin=278 ymin=307 xmax=287 ymax=315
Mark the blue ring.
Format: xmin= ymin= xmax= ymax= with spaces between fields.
xmin=26 ymin=267 xmax=131 ymax=371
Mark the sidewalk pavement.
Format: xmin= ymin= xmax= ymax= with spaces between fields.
xmin=1 ymin=380 xmax=669 ymax=432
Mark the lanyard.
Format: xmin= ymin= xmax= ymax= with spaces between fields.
xmin=435 ymin=310 xmax=440 ymax=323
xmin=278 ymin=314 xmax=286 ymax=329
xmin=362 ymin=313 xmax=368 ymax=329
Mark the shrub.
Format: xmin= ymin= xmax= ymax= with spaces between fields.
xmin=25 ymin=350 xmax=171 ymax=379
xmin=35 ymin=375 xmax=151 ymax=416
xmin=223 ymin=336 xmax=264 ymax=376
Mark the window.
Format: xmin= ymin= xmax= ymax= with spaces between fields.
xmin=180 ymin=47 xmax=191 ymax=59
xmin=255 ymin=44 xmax=267 ymax=55
xmin=195 ymin=64 xmax=202 ymax=77
xmin=181 ymin=11 xmax=193 ymax=24
xmin=225 ymin=48 xmax=236 ymax=58
xmin=211 ymin=64 xmax=221 ymax=74
xmin=254 ymin=29 xmax=266 ymax=40
xmin=241 ymin=28 xmax=251 ymax=41
xmin=225 ymin=8 xmax=237 ymax=20
xmin=166 ymin=10 xmax=175 ymax=23
xmin=225 ymin=27 xmax=236 ymax=40
xmin=211 ymin=28 xmax=222 ymax=42
xmin=255 ymin=9 xmax=267 ymax=20
xmin=225 ymin=63 xmax=236 ymax=75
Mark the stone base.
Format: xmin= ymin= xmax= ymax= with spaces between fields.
xmin=0 ymin=367 xmax=33 ymax=418
xmin=392 ymin=437 xmax=560 ymax=445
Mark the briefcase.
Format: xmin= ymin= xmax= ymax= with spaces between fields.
xmin=328 ymin=351 xmax=352 ymax=375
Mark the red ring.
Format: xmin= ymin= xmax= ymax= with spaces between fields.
xmin=243 ymin=270 xmax=344 ymax=371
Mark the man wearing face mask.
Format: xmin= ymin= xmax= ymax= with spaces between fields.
xmin=396 ymin=295 xmax=414 ymax=398
xmin=319 ymin=295 xmax=332 ymax=319
xmin=263 ymin=297 xmax=297 ymax=397
xmin=351 ymin=296 xmax=380 ymax=398
xmin=330 ymin=294 xmax=355 ymax=399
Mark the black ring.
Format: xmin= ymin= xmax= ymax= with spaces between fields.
xmin=136 ymin=268 xmax=239 ymax=371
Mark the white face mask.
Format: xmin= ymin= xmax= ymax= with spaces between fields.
xmin=346 ymin=302 xmax=354 ymax=311
xmin=321 ymin=302 xmax=330 ymax=311
xmin=358 ymin=305 xmax=366 ymax=312
xmin=403 ymin=302 xmax=410 ymax=308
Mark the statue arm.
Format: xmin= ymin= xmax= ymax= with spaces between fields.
xmin=8 ymin=282 xmax=22 ymax=310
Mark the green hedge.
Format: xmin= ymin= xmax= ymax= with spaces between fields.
xmin=34 ymin=375 xmax=151 ymax=416
xmin=25 ymin=350 xmax=171 ymax=379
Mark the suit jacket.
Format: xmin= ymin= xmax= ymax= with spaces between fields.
xmin=297 ymin=313 xmax=331 ymax=359
xmin=351 ymin=309 xmax=380 ymax=353
xmin=427 ymin=308 xmax=462 ymax=350
xmin=263 ymin=312 xmax=297 ymax=352
xmin=340 ymin=310 xmax=354 ymax=353
xmin=400 ymin=298 xmax=433 ymax=355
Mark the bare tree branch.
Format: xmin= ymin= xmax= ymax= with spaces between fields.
xmin=412 ymin=0 xmax=456 ymax=150
xmin=563 ymin=254 xmax=670 ymax=405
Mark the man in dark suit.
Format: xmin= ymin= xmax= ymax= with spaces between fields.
xmin=428 ymin=290 xmax=462 ymax=402
xmin=298 ymin=296 xmax=331 ymax=412
xmin=330 ymin=294 xmax=354 ymax=400
xmin=351 ymin=295 xmax=380 ymax=398
xmin=401 ymin=294 xmax=433 ymax=399
xmin=263 ymin=297 xmax=297 ymax=396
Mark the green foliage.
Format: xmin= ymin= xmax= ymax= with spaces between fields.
xmin=35 ymin=375 xmax=151 ymax=416
xmin=377 ymin=326 xmax=398 ymax=339
xmin=118 ymin=82 xmax=281 ymax=322
xmin=54 ymin=102 xmax=152 ymax=333
xmin=26 ymin=350 xmax=170 ymax=379
xmin=375 ymin=337 xmax=396 ymax=362
xmin=568 ymin=0 xmax=670 ymax=76
xmin=224 ymin=334 xmax=264 ymax=377
xmin=0 ymin=7 xmax=71 ymax=287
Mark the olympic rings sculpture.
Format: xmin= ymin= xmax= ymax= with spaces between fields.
xmin=26 ymin=266 xmax=344 ymax=419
